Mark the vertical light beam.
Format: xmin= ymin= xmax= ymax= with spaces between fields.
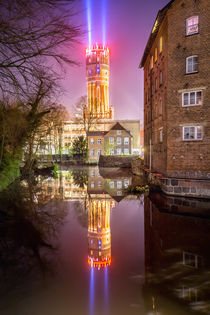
xmin=89 ymin=267 xmax=95 ymax=315
xmin=86 ymin=0 xmax=92 ymax=46
xmin=102 ymin=0 xmax=106 ymax=46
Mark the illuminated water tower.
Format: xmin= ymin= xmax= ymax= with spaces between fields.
xmin=85 ymin=44 xmax=113 ymax=119
xmin=87 ymin=197 xmax=115 ymax=269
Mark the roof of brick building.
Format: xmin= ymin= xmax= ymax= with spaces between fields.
xmin=140 ymin=0 xmax=175 ymax=68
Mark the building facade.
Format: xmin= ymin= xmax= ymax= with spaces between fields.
xmin=104 ymin=122 xmax=132 ymax=156
xmin=140 ymin=0 xmax=210 ymax=180
xmin=87 ymin=122 xmax=133 ymax=162
xmin=87 ymin=131 xmax=106 ymax=163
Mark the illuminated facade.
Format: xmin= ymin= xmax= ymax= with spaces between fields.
xmin=87 ymin=196 xmax=115 ymax=269
xmin=85 ymin=44 xmax=113 ymax=119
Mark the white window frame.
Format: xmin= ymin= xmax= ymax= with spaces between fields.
xmin=97 ymin=149 xmax=102 ymax=156
xmin=186 ymin=16 xmax=199 ymax=36
xmin=110 ymin=181 xmax=114 ymax=189
xmin=117 ymin=137 xmax=121 ymax=145
xmin=109 ymin=137 xmax=114 ymax=144
xmin=117 ymin=181 xmax=122 ymax=189
xmin=90 ymin=138 xmax=94 ymax=144
xmin=90 ymin=170 xmax=95 ymax=177
xmin=124 ymin=148 xmax=129 ymax=154
xmin=90 ymin=149 xmax=95 ymax=156
xmin=186 ymin=56 xmax=198 ymax=74
xmin=91 ymin=181 xmax=95 ymax=188
xmin=98 ymin=181 xmax=102 ymax=188
xmin=182 ymin=126 xmax=203 ymax=141
xmin=97 ymin=138 xmax=102 ymax=144
xmin=117 ymin=148 xmax=121 ymax=155
xmin=160 ymin=129 xmax=163 ymax=143
xmin=182 ymin=90 xmax=202 ymax=106
xmin=117 ymin=190 xmax=122 ymax=196
xmin=110 ymin=149 xmax=114 ymax=155
xmin=117 ymin=130 xmax=122 ymax=135
xmin=124 ymin=137 xmax=129 ymax=145
xmin=124 ymin=179 xmax=129 ymax=188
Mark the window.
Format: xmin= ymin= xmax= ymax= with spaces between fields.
xmin=117 ymin=181 xmax=122 ymax=189
xmin=98 ymin=181 xmax=102 ymax=188
xmin=90 ymin=138 xmax=94 ymax=144
xmin=90 ymin=149 xmax=94 ymax=156
xmin=183 ymin=126 xmax=203 ymax=140
xmin=110 ymin=149 xmax=114 ymax=155
xmin=124 ymin=179 xmax=129 ymax=188
xmin=97 ymin=149 xmax=102 ymax=156
xmin=117 ymin=130 xmax=122 ymax=135
xmin=150 ymin=55 xmax=153 ymax=69
xmin=98 ymin=138 xmax=102 ymax=144
xmin=159 ymin=36 xmax=163 ymax=53
xmin=159 ymin=98 xmax=163 ymax=115
xmin=183 ymin=252 xmax=202 ymax=268
xmin=117 ymin=191 xmax=122 ymax=196
xmin=160 ymin=129 xmax=163 ymax=142
xmin=124 ymin=148 xmax=129 ymax=154
xmin=91 ymin=181 xmax=95 ymax=188
xmin=160 ymin=71 xmax=163 ymax=85
xmin=155 ymin=48 xmax=158 ymax=62
xmin=109 ymin=137 xmax=114 ymax=144
xmin=88 ymin=70 xmax=92 ymax=75
xmin=90 ymin=170 xmax=95 ymax=177
xmin=186 ymin=56 xmax=198 ymax=73
xmin=96 ymin=68 xmax=100 ymax=74
xmin=117 ymin=137 xmax=121 ymax=145
xmin=124 ymin=137 xmax=129 ymax=145
xmin=117 ymin=148 xmax=121 ymax=155
xmin=186 ymin=16 xmax=199 ymax=36
xmin=182 ymin=91 xmax=202 ymax=106
xmin=110 ymin=181 xmax=114 ymax=189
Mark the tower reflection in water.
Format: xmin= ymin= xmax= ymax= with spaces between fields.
xmin=87 ymin=196 xmax=115 ymax=270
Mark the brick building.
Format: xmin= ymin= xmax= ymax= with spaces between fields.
xmin=104 ymin=122 xmax=132 ymax=156
xmin=140 ymin=0 xmax=210 ymax=180
xmin=87 ymin=131 xmax=106 ymax=162
xmin=87 ymin=122 xmax=133 ymax=162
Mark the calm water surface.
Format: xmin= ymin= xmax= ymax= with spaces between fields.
xmin=0 ymin=166 xmax=210 ymax=315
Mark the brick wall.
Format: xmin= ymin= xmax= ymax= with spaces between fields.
xmin=143 ymin=0 xmax=210 ymax=179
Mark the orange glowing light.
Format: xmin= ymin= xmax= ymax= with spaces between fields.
xmin=88 ymin=257 xmax=111 ymax=268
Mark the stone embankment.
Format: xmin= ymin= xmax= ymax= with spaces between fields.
xmin=143 ymin=168 xmax=210 ymax=199
xmin=131 ymin=157 xmax=144 ymax=176
xmin=99 ymin=155 xmax=138 ymax=168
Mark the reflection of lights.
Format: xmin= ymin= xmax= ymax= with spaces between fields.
xmin=88 ymin=257 xmax=111 ymax=269
xmin=89 ymin=266 xmax=94 ymax=314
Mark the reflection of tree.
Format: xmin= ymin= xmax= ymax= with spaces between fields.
xmin=74 ymin=200 xmax=88 ymax=228
xmin=71 ymin=168 xmax=88 ymax=188
xmin=0 ymin=176 xmax=68 ymax=288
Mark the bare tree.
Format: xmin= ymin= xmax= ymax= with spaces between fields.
xmin=73 ymin=95 xmax=97 ymax=132
xmin=0 ymin=0 xmax=81 ymax=96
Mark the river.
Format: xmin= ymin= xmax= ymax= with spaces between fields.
xmin=0 ymin=166 xmax=210 ymax=315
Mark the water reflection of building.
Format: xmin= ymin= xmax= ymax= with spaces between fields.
xmin=87 ymin=195 xmax=114 ymax=269
xmin=36 ymin=170 xmax=87 ymax=202
xmin=143 ymin=193 xmax=210 ymax=314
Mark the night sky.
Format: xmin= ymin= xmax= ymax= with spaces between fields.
xmin=61 ymin=0 xmax=169 ymax=122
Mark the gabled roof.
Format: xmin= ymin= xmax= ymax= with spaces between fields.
xmin=139 ymin=0 xmax=175 ymax=68
xmin=86 ymin=131 xmax=107 ymax=136
xmin=110 ymin=122 xmax=127 ymax=131
xmin=106 ymin=122 xmax=132 ymax=137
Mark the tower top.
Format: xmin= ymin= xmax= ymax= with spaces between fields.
xmin=86 ymin=44 xmax=109 ymax=55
